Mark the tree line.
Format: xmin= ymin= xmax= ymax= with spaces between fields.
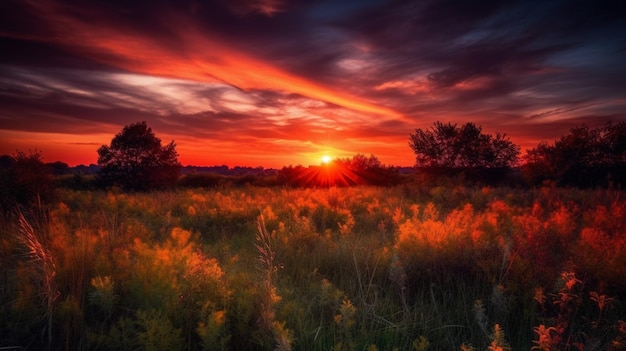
xmin=410 ymin=121 xmax=625 ymax=188
xmin=1 ymin=120 xmax=625 ymax=207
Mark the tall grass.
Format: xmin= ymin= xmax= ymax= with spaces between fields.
xmin=16 ymin=209 xmax=59 ymax=349
xmin=1 ymin=185 xmax=624 ymax=350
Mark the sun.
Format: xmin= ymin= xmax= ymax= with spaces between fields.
xmin=321 ymin=155 xmax=333 ymax=164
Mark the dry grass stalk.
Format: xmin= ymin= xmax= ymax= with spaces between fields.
xmin=256 ymin=213 xmax=275 ymax=327
xmin=16 ymin=210 xmax=60 ymax=349
xmin=256 ymin=214 xmax=294 ymax=351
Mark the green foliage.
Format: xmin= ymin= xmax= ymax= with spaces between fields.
xmin=97 ymin=121 xmax=181 ymax=191
xmin=196 ymin=309 xmax=229 ymax=351
xmin=135 ymin=309 xmax=185 ymax=351
xmin=311 ymin=204 xmax=349 ymax=234
xmin=105 ymin=314 xmax=137 ymax=350
xmin=88 ymin=276 xmax=117 ymax=320
xmin=101 ymin=309 xmax=184 ymax=351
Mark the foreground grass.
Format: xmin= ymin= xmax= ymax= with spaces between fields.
xmin=1 ymin=185 xmax=625 ymax=350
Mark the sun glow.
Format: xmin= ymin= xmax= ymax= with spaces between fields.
xmin=321 ymin=155 xmax=333 ymax=164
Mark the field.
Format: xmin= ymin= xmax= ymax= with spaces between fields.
xmin=1 ymin=185 xmax=625 ymax=350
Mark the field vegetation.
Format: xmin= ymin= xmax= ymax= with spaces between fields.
xmin=1 ymin=184 xmax=624 ymax=350
xmin=1 ymin=121 xmax=624 ymax=350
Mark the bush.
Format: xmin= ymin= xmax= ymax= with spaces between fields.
xmin=0 ymin=151 xmax=55 ymax=211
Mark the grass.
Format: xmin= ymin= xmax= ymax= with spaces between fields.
xmin=1 ymin=185 xmax=625 ymax=350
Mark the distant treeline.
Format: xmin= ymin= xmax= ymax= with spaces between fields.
xmin=43 ymin=164 xmax=282 ymax=177
xmin=1 ymin=121 xmax=625 ymax=211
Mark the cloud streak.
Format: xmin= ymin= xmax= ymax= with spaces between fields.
xmin=10 ymin=0 xmax=397 ymax=118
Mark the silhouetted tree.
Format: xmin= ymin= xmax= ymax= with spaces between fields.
xmin=0 ymin=150 xmax=54 ymax=211
xmin=277 ymin=165 xmax=310 ymax=187
xmin=523 ymin=121 xmax=626 ymax=187
xmin=46 ymin=161 xmax=70 ymax=175
xmin=409 ymin=122 xmax=519 ymax=184
xmin=336 ymin=154 xmax=401 ymax=186
xmin=97 ymin=121 xmax=181 ymax=191
xmin=277 ymin=155 xmax=401 ymax=187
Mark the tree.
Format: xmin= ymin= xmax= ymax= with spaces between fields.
xmin=409 ymin=122 xmax=520 ymax=183
xmin=0 ymin=150 xmax=55 ymax=211
xmin=46 ymin=161 xmax=70 ymax=175
xmin=409 ymin=122 xmax=519 ymax=168
xmin=335 ymin=154 xmax=401 ymax=186
xmin=97 ymin=121 xmax=181 ymax=191
xmin=277 ymin=154 xmax=401 ymax=187
xmin=522 ymin=121 xmax=626 ymax=187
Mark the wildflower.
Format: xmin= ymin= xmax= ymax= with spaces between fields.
xmin=488 ymin=324 xmax=511 ymax=351
xmin=412 ymin=335 xmax=429 ymax=351
xmin=590 ymin=291 xmax=614 ymax=313
xmin=560 ymin=272 xmax=580 ymax=291
xmin=335 ymin=299 xmax=356 ymax=329
xmin=532 ymin=324 xmax=558 ymax=351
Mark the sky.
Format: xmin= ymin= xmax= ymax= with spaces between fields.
xmin=1 ymin=0 xmax=625 ymax=168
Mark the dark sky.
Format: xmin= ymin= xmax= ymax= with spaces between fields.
xmin=1 ymin=0 xmax=625 ymax=167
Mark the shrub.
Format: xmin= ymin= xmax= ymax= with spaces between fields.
xmin=0 ymin=151 xmax=55 ymax=211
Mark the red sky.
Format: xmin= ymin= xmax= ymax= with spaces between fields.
xmin=1 ymin=0 xmax=625 ymax=168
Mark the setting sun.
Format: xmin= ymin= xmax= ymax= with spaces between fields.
xmin=321 ymin=155 xmax=333 ymax=164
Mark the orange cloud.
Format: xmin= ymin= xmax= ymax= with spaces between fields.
xmin=20 ymin=0 xmax=400 ymax=120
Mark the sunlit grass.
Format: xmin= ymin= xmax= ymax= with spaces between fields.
xmin=2 ymin=185 xmax=624 ymax=350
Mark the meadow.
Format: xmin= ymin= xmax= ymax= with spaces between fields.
xmin=1 ymin=184 xmax=625 ymax=350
